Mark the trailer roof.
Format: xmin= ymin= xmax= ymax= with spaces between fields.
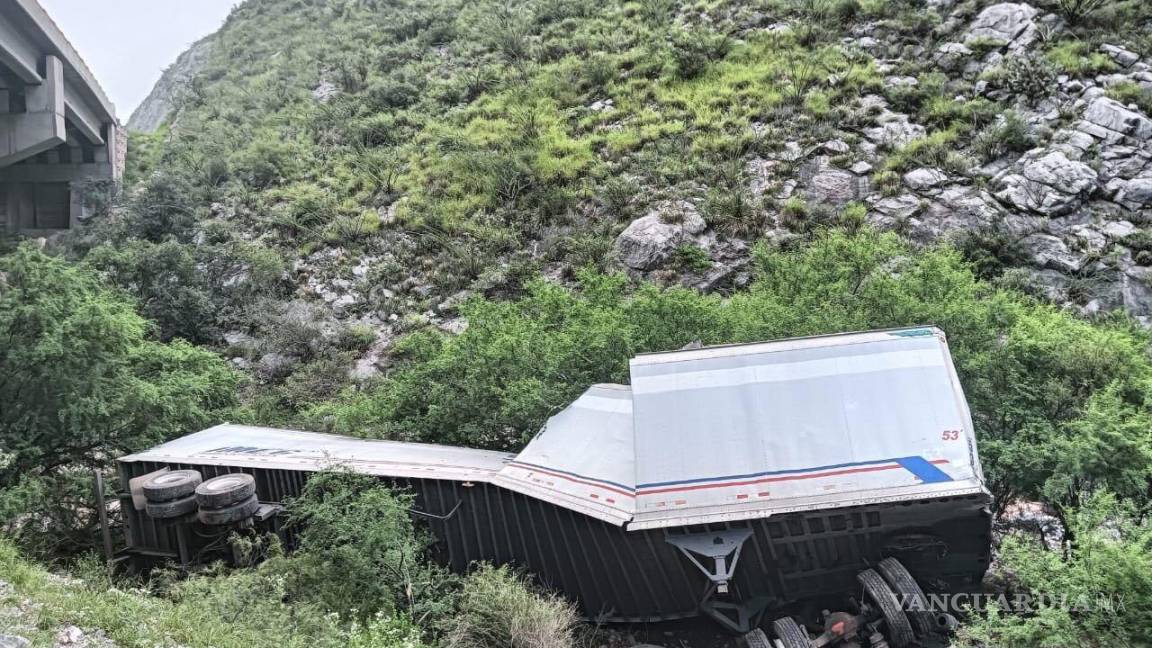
xmin=119 ymin=424 xmax=513 ymax=482
xmin=492 ymin=327 xmax=987 ymax=529
xmin=492 ymin=384 xmax=636 ymax=525
xmin=627 ymin=326 xmax=985 ymax=528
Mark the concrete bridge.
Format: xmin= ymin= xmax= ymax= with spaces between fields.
xmin=1 ymin=0 xmax=122 ymax=235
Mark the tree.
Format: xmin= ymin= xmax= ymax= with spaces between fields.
xmin=0 ymin=245 xmax=238 ymax=485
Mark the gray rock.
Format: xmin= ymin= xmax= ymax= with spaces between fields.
xmin=1067 ymin=224 xmax=1107 ymax=254
xmin=1123 ymin=265 xmax=1152 ymax=320
xmin=128 ymin=36 xmax=214 ymax=132
xmin=850 ymin=161 xmax=873 ymax=175
xmin=614 ymin=202 xmax=706 ymax=271
xmin=885 ymin=75 xmax=919 ymax=87
xmin=745 ymin=157 xmax=777 ymax=195
xmin=257 ymin=353 xmax=297 ymax=382
xmin=1116 ymin=177 xmax=1152 ymax=208
xmin=1078 ymin=97 xmax=1152 ymax=143
xmin=866 ymin=194 xmax=922 ymax=230
xmin=1020 ymin=233 xmax=1084 ymax=272
xmin=1101 ymin=43 xmax=1140 ymax=68
xmin=903 ymin=168 xmax=950 ymax=191
xmin=1103 ymin=220 xmax=1137 ymax=239
xmin=907 ymin=187 xmax=1002 ymax=244
xmin=993 ymin=150 xmax=1097 ymax=215
xmin=806 ymin=168 xmax=864 ymax=206
xmin=0 ymin=637 xmax=30 ymax=648
xmin=311 ymin=80 xmax=340 ymax=103
xmin=863 ymin=111 xmax=926 ymax=147
xmin=777 ymin=141 xmax=804 ymax=162
xmin=822 ymin=139 xmax=850 ymax=154
xmin=589 ymin=98 xmax=614 ymax=112
xmin=1021 ymin=268 xmax=1072 ymax=302
xmin=963 ymin=3 xmax=1039 ymax=52
xmin=935 ymin=42 xmax=974 ymax=72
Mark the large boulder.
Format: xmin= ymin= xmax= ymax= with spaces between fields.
xmin=1123 ymin=265 xmax=1152 ymax=323
xmin=907 ymin=186 xmax=1002 ymax=244
xmin=963 ymin=3 xmax=1039 ymax=52
xmin=863 ymin=111 xmax=926 ymax=147
xmin=1114 ymin=177 xmax=1152 ymax=209
xmin=1078 ymin=97 xmax=1152 ymax=143
xmin=0 ymin=637 xmax=30 ymax=648
xmin=1020 ymin=233 xmax=1085 ymax=272
xmin=615 ymin=201 xmax=706 ymax=271
xmin=805 ymin=168 xmax=864 ymax=207
xmin=993 ymin=150 xmax=1097 ymax=215
xmin=903 ymin=168 xmax=950 ymax=191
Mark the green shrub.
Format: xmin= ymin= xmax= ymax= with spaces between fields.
xmin=983 ymin=54 xmax=1060 ymax=100
xmin=704 ymin=188 xmax=763 ymax=237
xmin=1053 ymin=0 xmax=1110 ymax=24
xmin=0 ymin=245 xmax=238 ymax=501
xmin=883 ymin=130 xmax=967 ymax=174
xmin=966 ymin=36 xmax=1007 ymax=56
xmin=1106 ymin=80 xmax=1152 ymax=115
xmin=442 ymin=565 xmax=578 ymax=648
xmin=282 ymin=471 xmax=450 ymax=621
xmin=349 ymin=614 xmax=432 ymax=648
xmin=957 ymin=493 xmax=1152 ymax=647
xmin=1046 ymin=40 xmax=1118 ymax=76
xmin=972 ymin=110 xmax=1035 ymax=162
xmin=671 ymin=244 xmax=713 ymax=272
xmin=666 ymin=27 xmax=732 ymax=80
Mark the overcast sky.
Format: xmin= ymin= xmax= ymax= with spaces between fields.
xmin=37 ymin=0 xmax=239 ymax=119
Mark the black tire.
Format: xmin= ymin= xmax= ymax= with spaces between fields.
xmin=142 ymin=470 xmax=202 ymax=502
xmin=195 ymin=473 xmax=256 ymax=508
xmin=878 ymin=557 xmax=934 ymax=637
xmin=145 ymin=494 xmax=198 ymax=519
xmin=858 ymin=569 xmax=915 ymax=648
xmin=772 ymin=616 xmax=811 ymax=648
xmin=198 ymin=494 xmax=259 ymax=526
xmin=743 ymin=628 xmax=773 ymax=648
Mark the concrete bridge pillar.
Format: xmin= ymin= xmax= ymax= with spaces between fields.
xmin=0 ymin=55 xmax=66 ymax=167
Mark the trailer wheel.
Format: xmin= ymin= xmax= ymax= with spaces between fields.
xmin=142 ymin=470 xmax=202 ymax=502
xmin=771 ymin=616 xmax=811 ymax=648
xmin=742 ymin=628 xmax=773 ymax=648
xmin=858 ymin=569 xmax=915 ymax=648
xmin=198 ymin=495 xmax=259 ymax=526
xmin=145 ymin=494 xmax=197 ymax=519
xmin=877 ymin=557 xmax=934 ymax=637
xmin=195 ymin=473 xmax=256 ymax=508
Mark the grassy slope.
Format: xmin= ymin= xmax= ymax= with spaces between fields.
xmin=0 ymin=539 xmax=336 ymax=647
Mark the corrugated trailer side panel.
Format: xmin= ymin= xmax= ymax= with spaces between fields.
xmin=117 ymin=459 xmax=705 ymax=621
xmin=119 ymin=459 xmax=989 ymax=623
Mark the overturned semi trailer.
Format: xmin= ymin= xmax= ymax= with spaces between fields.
xmin=117 ymin=327 xmax=992 ymax=642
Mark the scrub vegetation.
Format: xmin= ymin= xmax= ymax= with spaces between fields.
xmin=3 ymin=0 xmax=1152 ymax=645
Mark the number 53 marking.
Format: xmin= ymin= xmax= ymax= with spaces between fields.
xmin=941 ymin=430 xmax=961 ymax=441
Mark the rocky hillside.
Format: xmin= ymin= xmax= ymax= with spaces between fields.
xmin=92 ymin=0 xmax=1152 ymax=418
xmin=127 ymin=35 xmax=215 ymax=133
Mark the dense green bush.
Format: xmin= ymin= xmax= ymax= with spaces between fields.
xmin=0 ymin=246 xmax=238 ymax=483
xmin=0 ymin=246 xmax=238 ymax=554
xmin=280 ymin=471 xmax=454 ymax=622
xmin=958 ymin=493 xmax=1152 ymax=647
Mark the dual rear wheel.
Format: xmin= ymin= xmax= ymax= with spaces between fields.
xmin=141 ymin=471 xmax=259 ymax=526
xmin=752 ymin=557 xmax=933 ymax=648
